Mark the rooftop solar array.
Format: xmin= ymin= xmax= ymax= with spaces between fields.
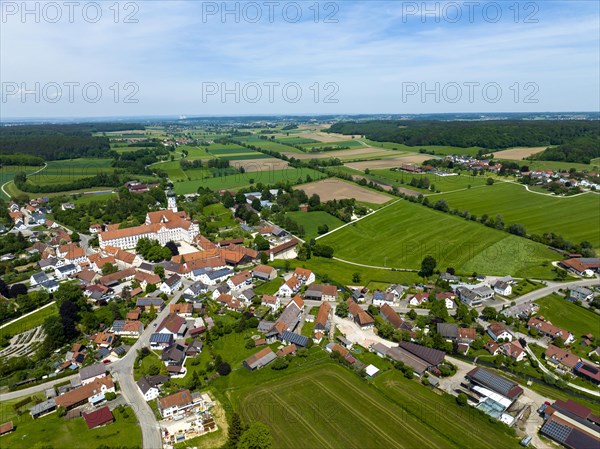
xmin=469 ymin=368 xmax=517 ymax=397
xmin=541 ymin=420 xmax=572 ymax=443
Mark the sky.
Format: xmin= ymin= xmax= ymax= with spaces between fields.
xmin=1 ymin=0 xmax=599 ymax=118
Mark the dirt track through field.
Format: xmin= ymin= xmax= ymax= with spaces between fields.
xmin=293 ymin=179 xmax=391 ymax=204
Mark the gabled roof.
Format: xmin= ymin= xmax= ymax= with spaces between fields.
xmin=379 ymin=304 xmax=404 ymax=329
xmin=398 ymin=341 xmax=445 ymax=366
xmin=159 ymin=389 xmax=193 ymax=409
xmin=83 ymin=406 xmax=113 ymax=429
xmin=157 ymin=313 xmax=186 ymax=334
xmin=466 ymin=367 xmax=523 ymax=399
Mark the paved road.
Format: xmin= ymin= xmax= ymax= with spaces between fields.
xmin=491 ymin=276 xmax=600 ymax=311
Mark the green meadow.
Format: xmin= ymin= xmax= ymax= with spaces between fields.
xmin=320 ymin=199 xmax=557 ymax=278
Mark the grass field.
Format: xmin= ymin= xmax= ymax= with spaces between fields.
xmin=320 ymin=199 xmax=557 ymax=278
xmin=285 ymin=211 xmax=344 ymax=240
xmin=437 ymin=181 xmax=600 ymax=248
xmin=276 ymin=137 xmax=319 ymax=145
xmin=249 ymin=140 xmax=306 ymax=154
xmin=361 ymin=139 xmax=484 ymax=156
xmin=173 ymin=168 xmax=326 ymax=194
xmin=0 ymin=166 xmax=43 ymax=200
xmin=0 ymin=397 xmax=141 ymax=449
xmin=298 ymin=139 xmax=364 ymax=151
xmin=535 ymin=293 xmax=600 ymax=338
xmin=0 ymin=303 xmax=58 ymax=339
xmin=230 ymin=363 xmax=520 ymax=449
xmin=26 ymin=159 xmax=114 ymax=186
xmin=270 ymin=257 xmax=421 ymax=288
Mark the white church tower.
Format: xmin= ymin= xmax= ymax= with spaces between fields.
xmin=167 ymin=189 xmax=177 ymax=212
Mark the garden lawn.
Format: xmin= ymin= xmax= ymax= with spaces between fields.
xmin=535 ymin=293 xmax=600 ymax=338
xmin=319 ymin=199 xmax=557 ymax=278
xmin=0 ymin=399 xmax=141 ymax=449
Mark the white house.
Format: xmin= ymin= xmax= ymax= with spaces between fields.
xmin=30 ymin=272 xmax=50 ymax=286
xmin=261 ymin=295 xmax=280 ymax=311
xmin=487 ymin=322 xmax=514 ymax=342
xmin=493 ymin=280 xmax=512 ymax=296
xmin=372 ymin=291 xmax=395 ymax=307
xmin=277 ymin=276 xmax=300 ymax=297
xmin=226 ymin=271 xmax=251 ymax=291
xmin=160 ymin=274 xmax=182 ymax=295
xmin=54 ymin=263 xmax=79 ymax=280
xmin=137 ymin=378 xmax=160 ymax=401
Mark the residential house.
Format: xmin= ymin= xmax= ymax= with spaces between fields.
xmin=408 ymin=293 xmax=428 ymax=306
xmin=82 ymin=406 xmax=114 ymax=429
xmin=112 ymin=320 xmax=144 ymax=337
xmin=440 ymin=272 xmax=460 ymax=283
xmin=388 ymin=284 xmax=408 ymax=299
xmin=243 ymin=347 xmax=277 ymax=370
xmin=160 ymin=274 xmax=182 ymax=294
xmin=261 ymin=294 xmax=280 ymax=311
xmin=40 ymin=279 xmax=59 ymax=293
xmin=150 ymin=333 xmax=174 ymax=349
xmin=183 ymin=281 xmax=208 ymax=297
xmin=292 ymin=267 xmax=315 ymax=285
xmin=437 ymin=323 xmax=459 ymax=341
xmin=281 ymin=330 xmax=310 ymax=348
xmin=252 ymin=264 xmax=277 ymax=281
xmin=493 ymin=280 xmax=512 ymax=296
xmin=157 ymin=313 xmax=188 ymax=338
xmin=170 ymin=303 xmax=193 ymax=317
xmin=212 ymin=284 xmax=231 ymax=300
xmin=304 ymin=284 xmax=337 ymax=302
xmin=457 ymin=328 xmax=477 ymax=345
xmin=569 ymin=287 xmax=594 ymax=302
xmin=196 ymin=268 xmax=234 ymax=286
xmin=314 ymin=302 xmax=331 ymax=333
xmin=158 ymin=389 xmax=195 ymax=418
xmin=545 ymin=345 xmax=581 ymax=371
xmin=54 ymin=263 xmax=79 ymax=280
xmin=487 ymin=322 xmax=514 ymax=342
xmin=136 ymin=297 xmax=165 ymax=311
xmin=435 ymin=292 xmax=456 ymax=309
xmin=57 ymin=243 xmax=87 ymax=264
xmin=161 ymin=343 xmax=187 ymax=375
xmin=346 ymin=299 xmax=374 ymax=330
xmin=91 ymin=332 xmax=116 ymax=349
xmin=379 ymin=304 xmax=412 ymax=332
xmin=136 ymin=375 xmax=168 ymax=401
xmin=55 ymin=376 xmax=115 ymax=410
xmin=277 ymin=276 xmax=301 ymax=297
xmin=528 ymin=317 xmax=575 ymax=344
xmin=30 ymin=272 xmax=50 ymax=286
xmin=372 ymin=290 xmax=396 ymax=306
xmin=227 ymin=270 xmax=252 ymax=291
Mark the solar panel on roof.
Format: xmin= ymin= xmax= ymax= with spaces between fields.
xmin=541 ymin=420 xmax=572 ymax=443
xmin=471 ymin=368 xmax=516 ymax=397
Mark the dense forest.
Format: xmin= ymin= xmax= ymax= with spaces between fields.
xmin=0 ymin=123 xmax=143 ymax=160
xmin=532 ymin=135 xmax=600 ymax=164
xmin=327 ymin=120 xmax=600 ymax=151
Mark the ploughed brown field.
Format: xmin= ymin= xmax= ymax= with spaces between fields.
xmin=294 ymin=179 xmax=391 ymax=204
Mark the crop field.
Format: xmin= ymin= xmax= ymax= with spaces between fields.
xmin=491 ymin=147 xmax=547 ymax=159
xmin=298 ymin=139 xmax=364 ymax=151
xmin=173 ymin=168 xmax=326 ymax=194
xmin=284 ymin=147 xmax=397 ymax=161
xmin=26 ymin=159 xmax=114 ymax=186
xmin=320 ymin=199 xmax=557 ymax=278
xmin=285 ymin=211 xmax=344 ymax=239
xmin=248 ymin=140 xmax=304 ymax=154
xmin=345 ymin=154 xmax=438 ymax=170
xmin=0 ymin=166 xmax=42 ymax=200
xmin=275 ymin=136 xmax=319 ymax=145
xmin=179 ymin=145 xmax=215 ymax=159
xmin=229 ymin=158 xmax=289 ymax=172
xmin=232 ymin=364 xmax=520 ymax=449
xmin=294 ymin=179 xmax=392 ymax=204
xmin=437 ymin=181 xmax=600 ymax=248
xmin=535 ymin=293 xmax=600 ymax=338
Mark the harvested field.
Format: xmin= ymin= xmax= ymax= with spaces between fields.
xmin=298 ymin=131 xmax=362 ymax=142
xmin=283 ymin=147 xmax=395 ymax=160
xmin=229 ymin=157 xmax=289 ymax=172
xmin=345 ymin=154 xmax=434 ymax=170
xmin=491 ymin=147 xmax=547 ymax=159
xmin=294 ymin=179 xmax=391 ymax=204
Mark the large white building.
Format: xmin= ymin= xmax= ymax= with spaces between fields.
xmin=98 ymin=210 xmax=199 ymax=250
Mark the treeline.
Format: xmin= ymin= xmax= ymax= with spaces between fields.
xmin=327 ymin=120 xmax=599 ymax=149
xmin=0 ymin=153 xmax=45 ymax=166
xmin=0 ymin=123 xmax=142 ymax=160
xmin=533 ymin=136 xmax=600 ymax=164
xmin=14 ymin=171 xmax=124 ymax=193
xmin=51 ymin=187 xmax=166 ymax=233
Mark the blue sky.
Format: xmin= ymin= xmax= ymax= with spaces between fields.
xmin=1 ymin=1 xmax=599 ymax=117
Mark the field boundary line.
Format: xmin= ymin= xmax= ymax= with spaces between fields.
xmin=0 ymin=300 xmax=56 ymax=330
xmin=315 ymin=198 xmax=400 ymax=240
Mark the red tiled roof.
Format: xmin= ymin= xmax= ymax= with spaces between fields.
xmin=82 ymin=406 xmax=113 ymax=429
